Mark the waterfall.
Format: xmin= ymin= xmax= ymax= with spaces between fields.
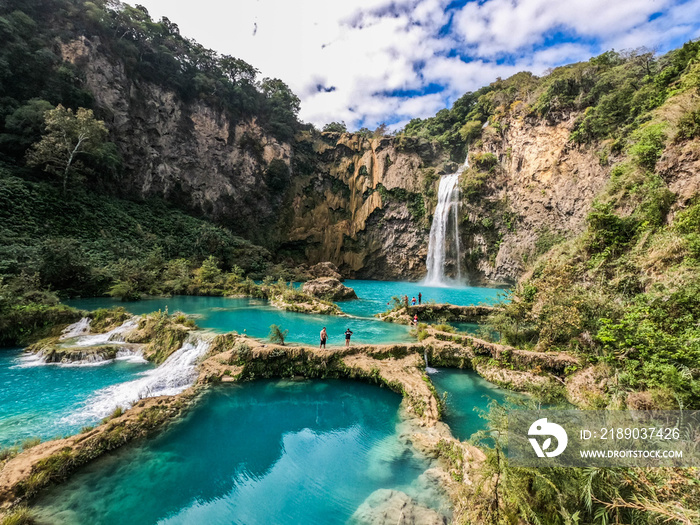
xmin=72 ymin=318 xmax=139 ymax=347
xmin=424 ymin=349 xmax=438 ymax=374
xmin=63 ymin=335 xmax=211 ymax=424
xmin=424 ymin=156 xmax=468 ymax=286
xmin=60 ymin=317 xmax=92 ymax=340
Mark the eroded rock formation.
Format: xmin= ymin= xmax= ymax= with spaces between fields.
xmin=302 ymin=277 xmax=358 ymax=300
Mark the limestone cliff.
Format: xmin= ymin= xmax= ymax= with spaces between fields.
xmin=56 ymin=37 xmax=615 ymax=284
xmin=280 ymin=118 xmax=610 ymax=284
xmin=280 ymin=133 xmax=445 ymax=280
xmin=60 ymin=36 xmax=292 ymax=245
xmin=461 ymin=116 xmax=610 ymax=283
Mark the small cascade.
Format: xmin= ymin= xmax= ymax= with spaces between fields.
xmin=64 ymin=335 xmax=211 ymax=424
xmin=424 ymin=156 xmax=468 ymax=286
xmin=72 ymin=318 xmax=139 ymax=347
xmin=60 ymin=317 xmax=92 ymax=340
xmin=424 ymin=349 xmax=438 ymax=374
xmin=13 ymin=353 xmax=46 ymax=369
xmin=59 ymin=353 xmax=109 ymax=367
xmin=115 ymin=348 xmax=148 ymax=364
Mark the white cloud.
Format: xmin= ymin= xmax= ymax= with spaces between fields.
xmin=130 ymin=0 xmax=700 ymax=130
xmin=452 ymin=0 xmax=673 ymax=57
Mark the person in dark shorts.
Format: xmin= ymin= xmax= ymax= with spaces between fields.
xmin=418 ymin=292 xmax=422 ymax=305
xmin=344 ymin=328 xmax=353 ymax=347
xmin=320 ymin=327 xmax=327 ymax=349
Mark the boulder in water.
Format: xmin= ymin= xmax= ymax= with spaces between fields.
xmin=308 ymin=261 xmax=343 ymax=281
xmin=302 ymin=277 xmax=357 ymax=301
xmin=349 ymin=489 xmax=448 ymax=525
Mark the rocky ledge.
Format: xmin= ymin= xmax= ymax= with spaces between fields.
xmin=302 ymin=277 xmax=358 ymax=301
xmin=26 ymin=343 xmax=142 ymax=365
xmin=307 ymin=261 xmax=344 ymax=281
xmin=350 ymin=489 xmax=448 ymax=525
xmin=378 ymin=304 xmax=495 ymax=324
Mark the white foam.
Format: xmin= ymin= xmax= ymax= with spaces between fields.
xmin=12 ymin=352 xmax=46 ymax=369
xmin=71 ymin=319 xmax=139 ymax=347
xmin=115 ymin=348 xmax=148 ymax=364
xmin=60 ymin=317 xmax=92 ymax=339
xmin=62 ymin=336 xmax=211 ymax=425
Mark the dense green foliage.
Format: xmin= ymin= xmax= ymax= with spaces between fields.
xmin=0 ymin=272 xmax=81 ymax=346
xmin=0 ymin=0 xmax=302 ymax=159
xmin=463 ymin=401 xmax=700 ymax=524
xmin=402 ymin=44 xmax=700 ymax=156
xmin=483 ymin=115 xmax=700 ymax=410
xmin=0 ymin=169 xmax=274 ymax=295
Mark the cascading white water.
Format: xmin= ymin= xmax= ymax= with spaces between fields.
xmin=71 ymin=318 xmax=139 ymax=347
xmin=17 ymin=318 xmax=143 ymax=368
xmin=424 ymin=157 xmax=468 ymax=286
xmin=63 ymin=336 xmax=211 ymax=424
xmin=60 ymin=317 xmax=92 ymax=340
xmin=424 ymin=349 xmax=438 ymax=374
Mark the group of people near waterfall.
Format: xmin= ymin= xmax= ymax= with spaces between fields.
xmin=407 ymin=293 xmax=422 ymax=306
xmin=400 ymin=293 xmax=423 ymax=326
xmin=319 ymin=327 xmax=353 ymax=348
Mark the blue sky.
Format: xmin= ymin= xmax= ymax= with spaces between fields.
xmin=133 ymin=0 xmax=700 ymax=130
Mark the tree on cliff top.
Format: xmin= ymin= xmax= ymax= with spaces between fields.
xmin=27 ymin=105 xmax=109 ymax=193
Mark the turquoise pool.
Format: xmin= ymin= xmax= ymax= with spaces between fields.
xmin=64 ymin=280 xmax=503 ymax=346
xmin=0 ymin=348 xmax=152 ymax=447
xmin=33 ymin=380 xmax=452 ymax=524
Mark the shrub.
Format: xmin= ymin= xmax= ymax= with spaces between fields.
xmin=417 ymin=329 xmax=430 ymax=341
xmin=108 ymin=280 xmax=141 ymax=302
xmin=459 ymin=169 xmax=489 ymax=203
xmin=630 ymin=122 xmax=667 ymax=171
xmin=674 ymin=108 xmax=700 ymax=142
xmin=470 ymin=152 xmax=498 ymax=171
xmin=459 ymin=120 xmax=483 ymax=143
xmin=585 ymin=204 xmax=638 ymax=257
xmin=269 ymin=324 xmax=288 ymax=345
xmin=21 ymin=437 xmax=41 ymax=451
xmin=0 ymin=506 xmax=35 ymax=525
xmin=0 ymin=446 xmax=19 ymax=462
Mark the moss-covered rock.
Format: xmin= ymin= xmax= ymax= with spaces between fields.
xmin=302 ymin=277 xmax=357 ymax=301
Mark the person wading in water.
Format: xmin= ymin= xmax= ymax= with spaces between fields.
xmin=320 ymin=327 xmax=327 ymax=349
xmin=344 ymin=328 xmax=353 ymax=347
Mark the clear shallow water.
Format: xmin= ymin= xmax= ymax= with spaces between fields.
xmin=0 ymin=348 xmax=152 ymax=447
xmin=429 ymin=368 xmax=515 ymax=441
xmin=65 ymin=280 xmax=503 ymax=345
xmin=337 ymin=280 xmax=503 ymax=318
xmin=33 ymin=380 xmax=450 ymax=525
xmin=65 ymin=295 xmax=411 ymax=346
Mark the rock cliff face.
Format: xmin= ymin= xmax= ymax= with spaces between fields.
xmin=462 ymin=116 xmax=610 ymax=283
xmin=281 ymin=133 xmax=444 ymax=280
xmin=59 ymin=36 xmax=612 ymax=284
xmin=281 ymin=119 xmax=609 ymax=284
xmin=60 ymin=36 xmax=292 ymax=245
